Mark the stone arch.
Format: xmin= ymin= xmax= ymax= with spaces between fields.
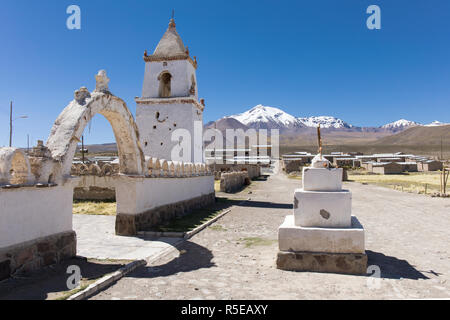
xmin=46 ymin=91 xmax=145 ymax=180
xmin=159 ymin=159 xmax=169 ymax=176
xmin=195 ymin=163 xmax=203 ymax=175
xmin=89 ymin=164 xmax=102 ymax=176
xmin=71 ymin=164 xmax=79 ymax=175
xmin=153 ymin=158 xmax=161 ymax=177
xmin=0 ymin=148 xmax=32 ymax=185
xmin=184 ymin=163 xmax=192 ymax=176
xmin=101 ymin=164 xmax=114 ymax=176
xmin=167 ymin=161 xmax=175 ymax=177
xmin=146 ymin=157 xmax=154 ymax=176
xmin=79 ymin=163 xmax=89 ymax=175
xmin=191 ymin=163 xmax=197 ymax=176
xmin=158 ymin=71 xmax=172 ymax=98
xmin=179 ymin=162 xmax=185 ymax=177
xmin=173 ymin=161 xmax=182 ymax=177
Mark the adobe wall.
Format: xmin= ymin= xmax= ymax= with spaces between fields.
xmin=73 ymin=175 xmax=117 ymax=201
xmin=208 ymin=163 xmax=261 ymax=179
xmin=282 ymin=160 xmax=306 ymax=173
xmin=219 ymin=171 xmax=250 ymax=193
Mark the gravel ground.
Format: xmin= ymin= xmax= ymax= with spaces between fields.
xmin=91 ymin=165 xmax=450 ymax=300
xmin=0 ymin=257 xmax=130 ymax=300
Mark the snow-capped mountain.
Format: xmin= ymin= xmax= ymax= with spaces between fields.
xmin=298 ymin=116 xmax=353 ymax=129
xmin=381 ymin=119 xmax=421 ymax=130
xmin=424 ymin=120 xmax=450 ymax=127
xmin=220 ymin=105 xmax=448 ymax=132
xmin=228 ymin=105 xmax=299 ymax=129
xmin=226 ymin=105 xmax=352 ymax=130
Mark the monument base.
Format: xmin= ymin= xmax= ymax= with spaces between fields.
xmin=276 ymin=250 xmax=367 ymax=275
xmin=279 ymin=215 xmax=365 ymax=253
xmin=277 ymin=215 xmax=367 ymax=275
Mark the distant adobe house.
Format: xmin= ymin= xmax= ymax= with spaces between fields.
xmin=418 ymin=160 xmax=443 ymax=172
xmin=376 ymin=157 xmax=402 ymax=163
xmin=361 ymin=162 xmax=371 ymax=171
xmin=371 ymin=162 xmax=404 ymax=174
xmin=334 ymin=158 xmax=361 ymax=168
xmin=398 ymin=162 xmax=418 ymax=172
xmin=281 ymin=153 xmax=314 ymax=173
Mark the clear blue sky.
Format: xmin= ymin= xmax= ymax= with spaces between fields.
xmin=1 ymin=0 xmax=449 ymax=147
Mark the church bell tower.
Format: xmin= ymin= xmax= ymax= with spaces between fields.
xmin=136 ymin=17 xmax=204 ymax=163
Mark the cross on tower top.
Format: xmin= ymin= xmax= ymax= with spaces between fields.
xmin=317 ymin=124 xmax=323 ymax=157
xmin=169 ymin=10 xmax=176 ymax=28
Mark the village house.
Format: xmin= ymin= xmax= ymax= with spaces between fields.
xmin=418 ymin=160 xmax=443 ymax=172
xmin=369 ymin=162 xmax=404 ymax=174
xmin=398 ymin=162 xmax=418 ymax=172
xmin=282 ymin=150 xmax=443 ymax=175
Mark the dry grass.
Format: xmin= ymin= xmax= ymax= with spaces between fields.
xmin=348 ymin=171 xmax=443 ymax=194
xmin=238 ymin=237 xmax=277 ymax=248
xmin=214 ymin=180 xmax=221 ymax=192
xmin=152 ymin=197 xmax=237 ymax=233
xmin=73 ymin=201 xmax=116 ymax=216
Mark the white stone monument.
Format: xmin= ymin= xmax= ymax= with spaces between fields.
xmin=277 ymin=128 xmax=367 ymax=274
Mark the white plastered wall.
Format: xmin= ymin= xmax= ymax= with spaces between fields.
xmin=116 ymin=175 xmax=214 ymax=214
xmin=0 ymin=185 xmax=73 ymax=248
xmin=136 ymin=102 xmax=203 ymax=162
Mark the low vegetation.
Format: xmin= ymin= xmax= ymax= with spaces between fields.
xmin=238 ymin=237 xmax=277 ymax=248
xmin=348 ymin=171 xmax=443 ymax=194
xmin=73 ymin=200 xmax=116 ymax=216
xmin=55 ymin=279 xmax=96 ymax=300
xmin=214 ymin=180 xmax=221 ymax=192
xmin=209 ymin=224 xmax=228 ymax=232
xmin=152 ymin=197 xmax=243 ymax=233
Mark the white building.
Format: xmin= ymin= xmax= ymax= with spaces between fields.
xmin=136 ymin=18 xmax=204 ymax=162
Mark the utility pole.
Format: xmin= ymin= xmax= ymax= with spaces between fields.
xmin=8 ymin=101 xmax=28 ymax=147
xmin=214 ymin=121 xmax=217 ymax=172
xmin=9 ymin=101 xmax=12 ymax=147
xmin=81 ymin=135 xmax=85 ymax=164
xmin=27 ymin=134 xmax=30 ymax=153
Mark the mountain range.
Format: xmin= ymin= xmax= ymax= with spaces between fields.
xmin=207 ymin=104 xmax=448 ymax=133
xmin=77 ymin=104 xmax=449 ymax=157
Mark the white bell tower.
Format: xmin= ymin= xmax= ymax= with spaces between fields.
xmin=136 ymin=17 xmax=204 ymax=163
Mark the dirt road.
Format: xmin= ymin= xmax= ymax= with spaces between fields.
xmin=91 ymin=165 xmax=450 ymax=300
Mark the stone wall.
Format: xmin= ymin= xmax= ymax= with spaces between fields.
xmin=116 ymin=193 xmax=216 ymax=235
xmin=74 ymin=186 xmax=116 ymax=201
xmin=220 ymin=171 xmax=250 ymax=193
xmin=0 ymin=231 xmax=76 ymax=281
xmin=282 ymin=160 xmax=307 ymax=173
xmin=71 ymin=162 xmax=120 ymax=176
xmin=72 ymin=159 xmax=212 ymax=201
xmin=73 ymin=174 xmax=117 ymax=201
xmin=208 ymin=163 xmax=261 ymax=180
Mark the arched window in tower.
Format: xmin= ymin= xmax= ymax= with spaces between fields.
xmin=158 ymin=72 xmax=172 ymax=98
